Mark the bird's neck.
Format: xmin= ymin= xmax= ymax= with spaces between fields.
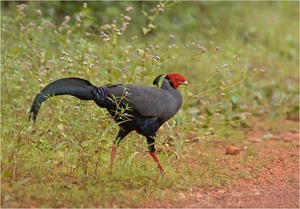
xmin=161 ymin=79 xmax=176 ymax=90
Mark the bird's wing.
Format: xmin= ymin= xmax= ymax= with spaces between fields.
xmin=104 ymin=84 xmax=170 ymax=118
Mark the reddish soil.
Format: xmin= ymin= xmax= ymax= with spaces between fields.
xmin=151 ymin=118 xmax=299 ymax=208
xmin=182 ymin=119 xmax=299 ymax=208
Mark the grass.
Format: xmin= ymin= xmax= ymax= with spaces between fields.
xmin=1 ymin=1 xmax=299 ymax=207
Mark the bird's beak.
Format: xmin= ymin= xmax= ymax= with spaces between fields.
xmin=180 ymin=81 xmax=189 ymax=86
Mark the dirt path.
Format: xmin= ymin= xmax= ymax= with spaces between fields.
xmin=150 ymin=118 xmax=299 ymax=208
xmin=183 ymin=120 xmax=299 ymax=208
xmin=184 ymin=181 xmax=298 ymax=208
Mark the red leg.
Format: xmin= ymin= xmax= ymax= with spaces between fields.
xmin=109 ymin=144 xmax=117 ymax=174
xmin=110 ymin=130 xmax=131 ymax=170
xmin=149 ymin=151 xmax=166 ymax=175
xmin=110 ymin=144 xmax=117 ymax=165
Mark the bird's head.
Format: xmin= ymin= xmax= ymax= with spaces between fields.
xmin=153 ymin=73 xmax=188 ymax=89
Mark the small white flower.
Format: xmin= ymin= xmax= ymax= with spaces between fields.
xmin=125 ymin=6 xmax=133 ymax=12
xmin=154 ymin=56 xmax=160 ymax=60
xmin=124 ymin=16 xmax=131 ymax=21
xmin=222 ymin=64 xmax=228 ymax=68
xmin=65 ymin=15 xmax=70 ymax=21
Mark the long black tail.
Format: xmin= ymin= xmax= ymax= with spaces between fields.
xmin=29 ymin=77 xmax=96 ymax=123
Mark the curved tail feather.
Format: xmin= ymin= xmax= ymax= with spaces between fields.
xmin=29 ymin=78 xmax=95 ymax=123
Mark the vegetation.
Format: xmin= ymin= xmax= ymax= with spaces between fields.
xmin=1 ymin=1 xmax=298 ymax=207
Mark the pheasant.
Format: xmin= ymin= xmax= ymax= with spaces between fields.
xmin=29 ymin=73 xmax=188 ymax=174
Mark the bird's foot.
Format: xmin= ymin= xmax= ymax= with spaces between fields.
xmin=158 ymin=164 xmax=167 ymax=177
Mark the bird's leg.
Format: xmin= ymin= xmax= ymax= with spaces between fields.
xmin=110 ymin=129 xmax=131 ymax=171
xmin=147 ymin=136 xmax=166 ymax=175
xmin=110 ymin=143 xmax=117 ymax=166
xmin=109 ymin=141 xmax=119 ymax=175
xmin=149 ymin=151 xmax=165 ymax=174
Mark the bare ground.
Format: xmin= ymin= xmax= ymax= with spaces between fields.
xmin=184 ymin=136 xmax=299 ymax=208
xmin=151 ymin=118 xmax=299 ymax=208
